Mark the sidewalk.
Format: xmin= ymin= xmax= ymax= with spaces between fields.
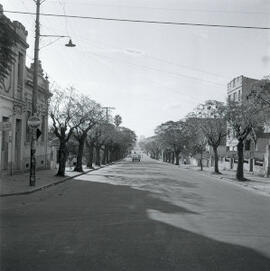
xmin=183 ymin=164 xmax=270 ymax=196
xmin=0 ymin=165 xmax=103 ymax=197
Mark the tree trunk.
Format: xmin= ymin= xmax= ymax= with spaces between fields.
xmin=213 ymin=145 xmax=220 ymax=174
xmin=171 ymin=152 xmax=175 ymax=164
xmin=107 ymin=147 xmax=111 ymax=163
xmin=236 ymin=140 xmax=245 ymax=181
xmin=102 ymin=149 xmax=106 ymax=165
xmin=102 ymin=145 xmax=108 ymax=165
xmin=200 ymin=150 xmax=203 ymax=171
xmin=106 ymin=147 xmax=110 ymax=163
xmin=74 ymin=135 xmax=86 ymax=172
xmin=86 ymin=142 xmax=94 ymax=168
xmin=95 ymin=146 xmax=101 ymax=166
xmin=167 ymin=152 xmax=171 ymax=163
xmin=57 ymin=140 xmax=67 ymax=176
xmin=175 ymin=151 xmax=180 ymax=165
xmin=110 ymin=149 xmax=115 ymax=162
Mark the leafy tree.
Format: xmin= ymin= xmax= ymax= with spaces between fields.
xmin=114 ymin=114 xmax=122 ymax=127
xmin=155 ymin=121 xmax=191 ymax=165
xmin=112 ymin=127 xmax=136 ymax=160
xmin=0 ymin=14 xmax=20 ymax=83
xmin=226 ymin=99 xmax=264 ymax=180
xmin=49 ymin=87 xmax=86 ymax=176
xmin=85 ymin=133 xmax=95 ymax=169
xmin=139 ymin=136 xmax=161 ymax=160
xmin=248 ymin=78 xmax=270 ymax=106
xmin=72 ymin=95 xmax=104 ymax=172
xmin=185 ymin=118 xmax=207 ymax=171
xmin=100 ymin=123 xmax=116 ymax=165
xmin=188 ymin=100 xmax=227 ymax=174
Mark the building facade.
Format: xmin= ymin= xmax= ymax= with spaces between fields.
xmin=226 ymin=75 xmax=270 ymax=176
xmin=0 ymin=10 xmax=51 ymax=175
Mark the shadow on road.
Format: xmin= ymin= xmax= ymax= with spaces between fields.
xmin=1 ymin=180 xmax=270 ymax=271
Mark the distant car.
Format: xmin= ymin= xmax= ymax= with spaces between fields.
xmin=132 ymin=154 xmax=141 ymax=162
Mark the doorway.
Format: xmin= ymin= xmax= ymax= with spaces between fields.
xmin=15 ymin=119 xmax=22 ymax=170
xmin=1 ymin=117 xmax=9 ymax=170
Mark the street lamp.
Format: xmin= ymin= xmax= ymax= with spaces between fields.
xmin=40 ymin=34 xmax=76 ymax=47
xmin=65 ymin=39 xmax=76 ymax=47
xmin=30 ymin=0 xmax=75 ymax=186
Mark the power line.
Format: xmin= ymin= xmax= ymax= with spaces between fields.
xmin=85 ymin=50 xmax=225 ymax=86
xmin=4 ymin=10 xmax=270 ymax=30
xmin=41 ymin=1 xmax=270 ymax=16
xmin=79 ymin=36 xmax=227 ymax=80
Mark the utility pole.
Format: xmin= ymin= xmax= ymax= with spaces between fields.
xmin=102 ymin=106 xmax=115 ymax=122
xmin=29 ymin=0 xmax=41 ymax=186
xmin=28 ymin=0 xmax=75 ymax=186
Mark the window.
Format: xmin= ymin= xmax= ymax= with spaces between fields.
xmin=233 ymin=92 xmax=236 ymax=101
xmin=238 ymin=90 xmax=241 ymax=101
xmin=41 ymin=115 xmax=45 ymax=142
xmin=17 ymin=52 xmax=24 ymax=89
xmin=25 ymin=111 xmax=31 ymax=143
xmin=245 ymin=139 xmax=251 ymax=151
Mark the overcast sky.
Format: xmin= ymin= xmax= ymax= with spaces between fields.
xmin=2 ymin=0 xmax=270 ymax=137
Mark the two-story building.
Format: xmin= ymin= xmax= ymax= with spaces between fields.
xmin=0 ymin=8 xmax=51 ymax=175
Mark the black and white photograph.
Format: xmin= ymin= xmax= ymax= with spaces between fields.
xmin=0 ymin=0 xmax=270 ymax=270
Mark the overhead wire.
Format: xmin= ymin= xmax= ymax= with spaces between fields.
xmin=43 ymin=1 xmax=270 ymax=16
xmin=83 ymin=36 xmax=228 ymax=81
xmin=4 ymin=10 xmax=270 ymax=30
xmin=81 ymin=49 xmax=225 ymax=87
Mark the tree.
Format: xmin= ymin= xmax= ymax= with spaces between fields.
xmin=248 ymin=78 xmax=270 ymax=106
xmin=72 ymin=95 xmax=103 ymax=172
xmin=139 ymin=136 xmax=161 ymax=160
xmin=188 ymin=100 xmax=227 ymax=174
xmin=226 ymin=100 xmax=264 ymax=181
xmin=49 ymin=87 xmax=86 ymax=176
xmin=85 ymin=133 xmax=95 ymax=169
xmin=114 ymin=114 xmax=122 ymax=127
xmin=155 ymin=121 xmax=191 ymax=165
xmin=0 ymin=15 xmax=20 ymax=83
xmin=185 ymin=118 xmax=207 ymax=171
xmin=100 ymin=123 xmax=116 ymax=165
xmin=112 ymin=127 xmax=136 ymax=160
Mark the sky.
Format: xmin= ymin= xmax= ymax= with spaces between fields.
xmin=2 ymin=0 xmax=270 ymax=137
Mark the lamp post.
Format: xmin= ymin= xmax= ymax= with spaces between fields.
xmin=29 ymin=0 xmax=75 ymax=186
xmin=29 ymin=0 xmax=41 ymax=186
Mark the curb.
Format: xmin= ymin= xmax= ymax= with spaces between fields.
xmin=152 ymin=158 xmax=270 ymax=196
xmin=0 ymin=163 xmax=116 ymax=197
xmin=183 ymin=166 xmax=270 ymax=196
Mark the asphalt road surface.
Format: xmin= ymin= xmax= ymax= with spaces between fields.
xmin=1 ymin=157 xmax=270 ymax=271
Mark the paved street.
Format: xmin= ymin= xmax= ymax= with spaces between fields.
xmin=1 ymin=157 xmax=270 ymax=271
